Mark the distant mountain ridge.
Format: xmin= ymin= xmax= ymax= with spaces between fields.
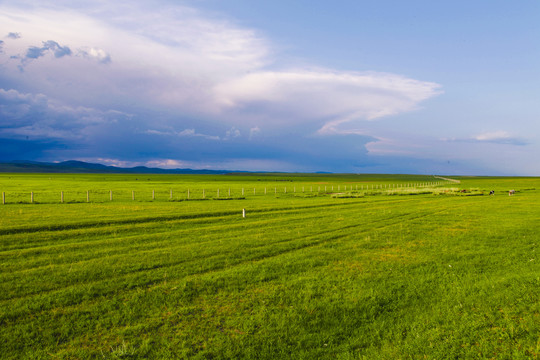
xmin=0 ymin=160 xmax=233 ymax=174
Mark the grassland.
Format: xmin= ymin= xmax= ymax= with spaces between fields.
xmin=1 ymin=173 xmax=539 ymax=359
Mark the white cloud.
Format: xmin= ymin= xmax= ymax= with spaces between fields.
xmin=146 ymin=128 xmax=220 ymax=140
xmin=145 ymin=159 xmax=187 ymax=169
xmin=441 ymin=130 xmax=528 ymax=146
xmin=224 ymin=126 xmax=241 ymax=139
xmin=249 ymin=126 xmax=261 ymax=140
xmin=0 ymin=3 xmax=441 ymax=132
xmin=473 ymin=131 xmax=527 ymax=145
xmin=214 ymin=70 xmax=442 ymax=131
xmin=77 ymin=47 xmax=111 ymax=63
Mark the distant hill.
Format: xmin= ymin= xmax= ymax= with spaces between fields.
xmin=0 ymin=160 xmax=233 ymax=174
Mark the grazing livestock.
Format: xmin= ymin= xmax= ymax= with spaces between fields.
xmin=509 ymin=190 xmax=515 ymax=196
xmin=489 ymin=190 xmax=495 ymax=195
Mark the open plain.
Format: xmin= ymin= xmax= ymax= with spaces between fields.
xmin=1 ymin=173 xmax=539 ymax=359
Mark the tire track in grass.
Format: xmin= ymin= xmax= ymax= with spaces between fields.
xmin=1 ymin=196 xmax=451 ymax=273
xmin=0 ymin=195 xmax=433 ymax=237
xmin=0 ymin=195 xmax=437 ymax=253
xmin=2 ymin=196 xmax=462 ymax=290
xmin=1 ymin=198 xmax=467 ymax=319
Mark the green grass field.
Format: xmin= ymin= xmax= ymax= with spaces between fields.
xmin=1 ymin=173 xmax=539 ymax=359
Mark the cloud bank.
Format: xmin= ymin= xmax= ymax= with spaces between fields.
xmin=0 ymin=0 xmax=451 ymax=172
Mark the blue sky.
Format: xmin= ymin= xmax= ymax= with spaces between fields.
xmin=1 ymin=0 xmax=539 ymax=175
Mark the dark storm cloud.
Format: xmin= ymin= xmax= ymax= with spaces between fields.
xmin=6 ymin=32 xmax=21 ymax=39
xmin=0 ymin=88 xmax=131 ymax=142
xmin=25 ymin=40 xmax=72 ymax=60
xmin=0 ymin=138 xmax=67 ymax=162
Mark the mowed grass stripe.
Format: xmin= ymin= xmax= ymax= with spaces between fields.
xmin=0 ymin=196 xmax=429 ymax=260
xmin=1 ymin=196 xmax=466 ymax=319
xmin=0 ymin=193 xmax=447 ymax=236
xmin=1 ymin=196 xmax=460 ymax=274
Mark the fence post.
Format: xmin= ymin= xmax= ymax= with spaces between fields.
xmin=110 ymin=190 xmax=113 ymax=201
xmin=87 ymin=191 xmax=89 ymax=203
xmin=152 ymin=190 xmax=155 ymax=200
xmin=217 ymin=189 xmax=220 ymax=198
xmin=31 ymin=192 xmax=34 ymax=203
xmin=132 ymin=191 xmax=135 ymax=201
xmin=170 ymin=189 xmax=172 ymax=200
xmin=242 ymin=208 xmax=246 ymax=218
xmin=187 ymin=189 xmax=190 ymax=200
xmin=61 ymin=191 xmax=64 ymax=203
xmin=203 ymin=189 xmax=205 ymax=199
xmin=2 ymin=192 xmax=4 ymax=205
xmin=241 ymin=188 xmax=244 ymax=196
xmin=254 ymin=188 xmax=256 ymax=195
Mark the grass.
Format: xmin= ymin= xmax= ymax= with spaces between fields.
xmin=1 ymin=173 xmax=539 ymax=359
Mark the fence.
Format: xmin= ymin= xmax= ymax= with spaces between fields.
xmin=1 ymin=181 xmax=453 ymax=205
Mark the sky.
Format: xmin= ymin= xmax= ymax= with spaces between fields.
xmin=0 ymin=0 xmax=539 ymax=175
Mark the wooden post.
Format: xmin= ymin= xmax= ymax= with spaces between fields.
xmin=61 ymin=191 xmax=64 ymax=203
xmin=187 ymin=189 xmax=190 ymax=200
xmin=170 ymin=189 xmax=172 ymax=200
xmin=110 ymin=190 xmax=113 ymax=201
xmin=152 ymin=190 xmax=155 ymax=200
xmin=217 ymin=189 xmax=220 ymax=198
xmin=275 ymin=187 xmax=277 ymax=195
xmin=2 ymin=192 xmax=4 ymax=205
xmin=31 ymin=192 xmax=34 ymax=203
xmin=284 ymin=187 xmax=287 ymax=194
xmin=132 ymin=191 xmax=135 ymax=201
xmin=203 ymin=189 xmax=205 ymax=199
xmin=87 ymin=191 xmax=89 ymax=203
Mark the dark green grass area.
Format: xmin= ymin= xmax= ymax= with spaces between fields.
xmin=1 ymin=174 xmax=539 ymax=359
